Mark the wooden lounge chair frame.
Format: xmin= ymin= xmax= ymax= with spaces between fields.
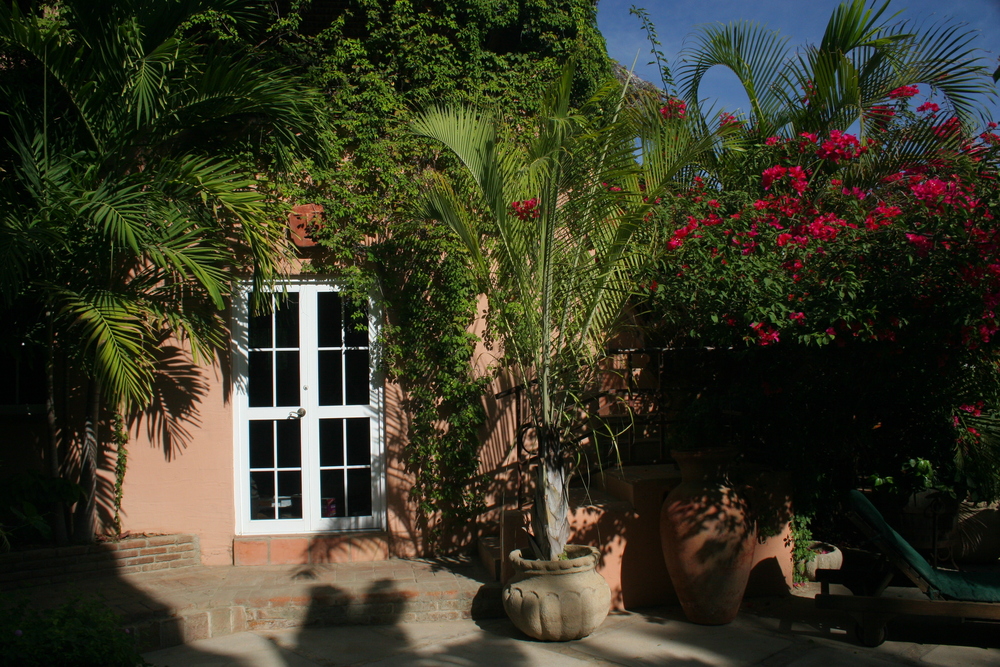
xmin=814 ymin=490 xmax=1000 ymax=647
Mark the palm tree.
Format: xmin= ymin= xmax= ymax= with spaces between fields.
xmin=0 ymin=0 xmax=320 ymax=542
xmin=411 ymin=64 xmax=724 ymax=559
xmin=676 ymin=0 xmax=995 ymax=188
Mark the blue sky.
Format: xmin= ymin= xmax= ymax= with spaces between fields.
xmin=596 ymin=0 xmax=1000 ymax=120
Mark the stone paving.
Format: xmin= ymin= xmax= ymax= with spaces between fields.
xmin=11 ymin=557 xmax=1000 ymax=664
xmin=11 ymin=557 xmax=502 ymax=651
xmin=143 ymin=592 xmax=1000 ymax=666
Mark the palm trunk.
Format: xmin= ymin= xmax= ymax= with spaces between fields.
xmin=45 ymin=315 xmax=68 ymax=546
xmin=73 ymin=378 xmax=100 ymax=543
xmin=531 ymin=425 xmax=570 ymax=560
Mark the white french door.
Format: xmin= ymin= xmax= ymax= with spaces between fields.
xmin=233 ymin=282 xmax=384 ymax=534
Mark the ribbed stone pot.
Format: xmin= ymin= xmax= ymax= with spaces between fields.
xmin=661 ymin=448 xmax=756 ymax=625
xmin=804 ymin=542 xmax=844 ymax=582
xmin=502 ymin=544 xmax=612 ymax=641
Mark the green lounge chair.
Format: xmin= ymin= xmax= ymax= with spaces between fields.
xmin=814 ymin=489 xmax=1000 ymax=646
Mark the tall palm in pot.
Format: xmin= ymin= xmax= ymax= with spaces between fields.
xmin=411 ymin=63 xmax=722 ymax=562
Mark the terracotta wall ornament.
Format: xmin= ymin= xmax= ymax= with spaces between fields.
xmin=660 ymin=448 xmax=756 ymax=624
xmin=288 ymin=203 xmax=324 ymax=248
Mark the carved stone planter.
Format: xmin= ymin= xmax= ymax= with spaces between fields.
xmin=502 ymin=544 xmax=611 ymax=641
xmin=804 ymin=541 xmax=844 ymax=582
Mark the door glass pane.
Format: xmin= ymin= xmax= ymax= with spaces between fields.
xmin=250 ymin=471 xmax=275 ymax=520
xmin=243 ymin=285 xmax=380 ymax=531
xmin=276 ymin=420 xmax=301 ymax=468
xmin=277 ymin=471 xmax=302 ymax=519
xmin=317 ymin=292 xmax=342 ymax=348
xmin=320 ymin=470 xmax=345 ymax=518
xmin=319 ymin=419 xmax=344 ymax=466
xmin=344 ymin=302 xmax=368 ymax=347
xmin=347 ymin=468 xmax=373 ymax=517
xmin=274 ymin=294 xmax=300 ymax=348
xmin=346 ymin=419 xmax=370 ymax=465
xmin=249 ymin=421 xmax=273 ymax=468
xmin=248 ymin=351 xmax=273 ymax=407
xmin=345 ymin=350 xmax=369 ymax=405
xmin=249 ymin=310 xmax=272 ymax=349
xmin=275 ymin=351 xmax=300 ymax=406
xmin=318 ymin=351 xmax=343 ymax=405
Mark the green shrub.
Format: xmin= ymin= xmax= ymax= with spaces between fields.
xmin=0 ymin=598 xmax=148 ymax=667
xmin=790 ymin=515 xmax=816 ymax=584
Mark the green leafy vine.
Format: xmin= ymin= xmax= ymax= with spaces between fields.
xmin=261 ymin=0 xmax=610 ymax=540
xmin=112 ymin=413 xmax=128 ymax=538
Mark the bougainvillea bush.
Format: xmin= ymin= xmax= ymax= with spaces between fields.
xmin=638 ymin=95 xmax=1000 ymax=503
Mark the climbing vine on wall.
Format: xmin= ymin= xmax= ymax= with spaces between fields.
xmin=262 ymin=0 xmax=611 ymax=538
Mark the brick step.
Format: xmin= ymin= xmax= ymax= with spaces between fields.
xmin=16 ymin=560 xmax=504 ymax=652
xmin=0 ymin=534 xmax=200 ymax=590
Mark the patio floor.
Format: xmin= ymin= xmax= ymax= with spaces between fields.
xmin=141 ymin=583 xmax=1000 ymax=666
xmin=8 ymin=556 xmax=1000 ymax=665
xmin=9 ymin=556 xmax=503 ymax=652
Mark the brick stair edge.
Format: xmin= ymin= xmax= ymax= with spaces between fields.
xmin=131 ymin=584 xmax=505 ymax=652
xmin=0 ymin=534 xmax=200 ymax=590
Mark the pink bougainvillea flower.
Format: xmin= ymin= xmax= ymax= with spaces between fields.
xmin=933 ymin=117 xmax=961 ymax=139
xmin=789 ymin=312 xmax=806 ymax=324
xmin=888 ymin=85 xmax=920 ymax=99
xmin=866 ymin=105 xmax=896 ymax=130
xmin=750 ymin=322 xmax=780 ymax=346
xmin=916 ymin=101 xmax=940 ymax=114
xmin=660 ymin=98 xmax=688 ymax=120
xmin=761 ymin=165 xmax=787 ymax=190
xmin=719 ymin=113 xmax=739 ymax=127
xmin=510 ymin=198 xmax=540 ymax=220
xmin=905 ymin=233 xmax=933 ymax=256
xmin=816 ymin=130 xmax=865 ymax=163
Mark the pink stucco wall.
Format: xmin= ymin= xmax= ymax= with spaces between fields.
xmin=111 ymin=354 xmax=236 ymax=565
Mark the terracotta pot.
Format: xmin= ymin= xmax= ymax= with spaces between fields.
xmin=660 ymin=448 xmax=756 ymax=625
xmin=502 ymin=544 xmax=611 ymax=641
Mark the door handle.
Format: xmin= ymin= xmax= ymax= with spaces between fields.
xmin=288 ymin=407 xmax=306 ymax=420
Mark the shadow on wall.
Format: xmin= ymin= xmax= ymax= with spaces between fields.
xmin=130 ymin=342 xmax=211 ymax=463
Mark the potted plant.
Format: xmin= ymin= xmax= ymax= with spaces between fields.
xmin=410 ymin=63 xmax=710 ymax=640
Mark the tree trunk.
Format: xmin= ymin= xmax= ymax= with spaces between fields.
xmin=73 ymin=378 xmax=100 ymax=543
xmin=45 ymin=315 xmax=68 ymax=546
xmin=531 ymin=425 xmax=570 ymax=561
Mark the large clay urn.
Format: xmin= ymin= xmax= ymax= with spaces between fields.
xmin=660 ymin=448 xmax=756 ymax=625
xmin=502 ymin=544 xmax=611 ymax=641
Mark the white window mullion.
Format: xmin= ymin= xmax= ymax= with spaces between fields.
xmin=299 ymin=287 xmax=319 ymax=529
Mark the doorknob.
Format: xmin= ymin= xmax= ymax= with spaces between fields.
xmin=288 ymin=407 xmax=306 ymax=420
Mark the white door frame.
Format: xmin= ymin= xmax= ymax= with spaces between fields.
xmin=232 ymin=280 xmax=385 ymax=535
